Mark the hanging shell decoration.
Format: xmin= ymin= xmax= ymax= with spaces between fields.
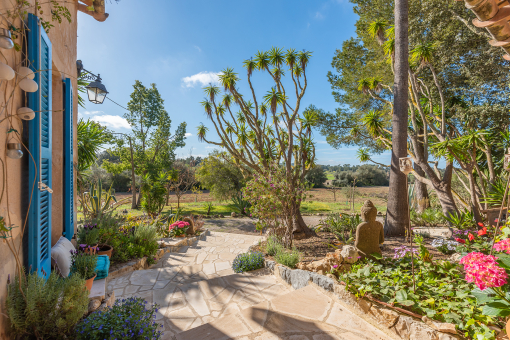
xmin=456 ymin=0 xmax=510 ymax=60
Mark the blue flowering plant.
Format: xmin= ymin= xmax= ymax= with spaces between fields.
xmin=232 ymin=251 xmax=265 ymax=273
xmin=75 ymin=297 xmax=163 ymax=340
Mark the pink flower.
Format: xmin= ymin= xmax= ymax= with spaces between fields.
xmin=460 ymin=252 xmax=508 ymax=290
xmin=333 ymin=265 xmax=338 ymax=269
xmin=494 ymin=238 xmax=510 ymax=254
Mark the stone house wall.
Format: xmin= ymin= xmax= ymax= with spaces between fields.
xmin=0 ymin=1 xmax=78 ymax=337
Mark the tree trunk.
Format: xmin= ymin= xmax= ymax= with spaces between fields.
xmin=413 ymin=163 xmax=429 ymax=213
xmin=385 ymin=0 xmax=410 ymax=237
xmin=136 ymin=190 xmax=142 ymax=208
xmin=291 ymin=199 xmax=315 ymax=240
xmin=129 ymin=137 xmax=137 ymax=209
xmin=467 ymin=170 xmax=483 ymax=222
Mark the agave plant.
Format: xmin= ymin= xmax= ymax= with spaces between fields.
xmin=231 ymin=192 xmax=251 ymax=215
xmin=81 ymin=179 xmax=128 ymax=220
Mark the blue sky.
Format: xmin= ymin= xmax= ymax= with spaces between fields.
xmin=77 ymin=0 xmax=391 ymax=166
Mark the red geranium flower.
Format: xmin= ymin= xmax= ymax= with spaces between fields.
xmin=456 ymin=238 xmax=466 ymax=244
xmin=468 ymin=233 xmax=475 ymax=241
xmin=478 ymin=222 xmax=485 ymax=228
xmin=478 ymin=227 xmax=487 ymax=236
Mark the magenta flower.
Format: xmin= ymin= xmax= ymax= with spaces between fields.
xmin=460 ymin=252 xmax=508 ymax=290
xmin=494 ymin=238 xmax=510 ymax=254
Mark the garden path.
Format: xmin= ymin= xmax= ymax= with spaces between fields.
xmin=106 ymin=232 xmax=394 ymax=340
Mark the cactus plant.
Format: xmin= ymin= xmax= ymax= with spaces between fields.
xmin=81 ymin=179 xmax=128 ymax=220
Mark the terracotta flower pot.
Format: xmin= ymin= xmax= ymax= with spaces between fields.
xmin=506 ymin=318 xmax=510 ymax=339
xmin=175 ymin=234 xmax=185 ymax=238
xmin=97 ymin=244 xmax=113 ymax=259
xmin=85 ymin=274 xmax=97 ymax=292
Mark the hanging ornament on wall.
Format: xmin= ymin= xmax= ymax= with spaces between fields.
xmin=0 ymin=61 xmax=14 ymax=80
xmin=0 ymin=29 xmax=13 ymax=50
xmin=18 ymin=66 xmax=35 ymax=80
xmin=6 ymin=143 xmax=23 ymax=159
xmin=17 ymin=107 xmax=35 ymax=120
xmin=19 ymin=78 xmax=38 ymax=92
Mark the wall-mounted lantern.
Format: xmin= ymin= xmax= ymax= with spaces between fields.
xmin=76 ymin=60 xmax=108 ymax=104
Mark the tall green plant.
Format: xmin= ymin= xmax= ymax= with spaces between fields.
xmin=6 ymin=271 xmax=89 ymax=339
xmin=196 ymin=47 xmax=317 ymax=239
xmin=81 ymin=179 xmax=127 ymax=220
xmin=140 ymin=172 xmax=168 ymax=218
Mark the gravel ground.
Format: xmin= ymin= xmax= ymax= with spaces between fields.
xmin=202 ymin=216 xmax=327 ymax=235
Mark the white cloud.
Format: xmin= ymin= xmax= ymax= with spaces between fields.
xmin=194 ymin=45 xmax=202 ymax=53
xmin=80 ymin=110 xmax=103 ymax=115
xmin=181 ymin=71 xmax=220 ymax=88
xmin=314 ymin=12 xmax=324 ymax=20
xmin=205 ymin=146 xmax=216 ymax=149
xmin=185 ymin=133 xmax=192 ymax=138
xmin=91 ymin=115 xmax=131 ymax=129
xmin=317 ymin=141 xmax=328 ymax=144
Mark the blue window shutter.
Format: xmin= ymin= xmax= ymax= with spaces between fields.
xmin=63 ymin=78 xmax=74 ymax=241
xmin=27 ymin=13 xmax=52 ymax=278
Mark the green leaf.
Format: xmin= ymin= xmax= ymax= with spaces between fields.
xmin=395 ymin=290 xmax=408 ymax=302
xmin=370 ymin=252 xmax=383 ymax=260
xmin=482 ymin=301 xmax=510 ymax=317
xmin=471 ymin=288 xmax=496 ymax=304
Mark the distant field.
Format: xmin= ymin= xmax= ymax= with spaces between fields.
xmin=77 ymin=187 xmax=389 ymax=221
xmin=325 ymin=171 xmax=335 ymax=180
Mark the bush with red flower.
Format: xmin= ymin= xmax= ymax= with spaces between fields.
xmin=168 ymin=221 xmax=190 ymax=237
xmin=454 ymin=222 xmax=494 ymax=254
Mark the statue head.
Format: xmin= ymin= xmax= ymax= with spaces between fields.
xmin=360 ymin=200 xmax=377 ymax=222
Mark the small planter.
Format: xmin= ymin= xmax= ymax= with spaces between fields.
xmin=85 ymin=274 xmax=97 ymax=292
xmin=97 ymin=244 xmax=113 ymax=259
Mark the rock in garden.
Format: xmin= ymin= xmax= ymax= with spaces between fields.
xmin=341 ymin=245 xmax=359 ymax=264
xmin=354 ymin=200 xmax=384 ymax=260
xmin=231 ymin=212 xmax=237 ymax=217
xmin=88 ymin=299 xmax=101 ymax=313
xmin=219 ymin=214 xmax=224 ymax=218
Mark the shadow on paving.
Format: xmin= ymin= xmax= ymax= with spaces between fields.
xmin=173 ymin=306 xmax=351 ymax=340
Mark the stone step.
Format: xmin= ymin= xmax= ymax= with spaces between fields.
xmin=108 ymin=266 xmax=292 ymax=338
xmin=175 ymin=284 xmax=394 ymax=340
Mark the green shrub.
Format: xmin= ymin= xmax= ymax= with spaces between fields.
xmin=141 ymin=172 xmax=168 ymax=218
xmin=232 ymin=252 xmax=265 ymax=273
xmin=71 ymin=251 xmax=98 ymax=280
xmin=265 ymin=235 xmax=284 ymax=256
xmin=274 ymin=247 xmax=301 ymax=268
xmin=7 ymin=270 xmax=89 ymax=339
xmin=77 ymin=223 xmax=100 ymax=246
xmin=76 ymin=297 xmax=162 ymax=340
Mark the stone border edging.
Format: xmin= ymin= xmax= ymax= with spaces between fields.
xmin=265 ymin=260 xmax=462 ymax=340
xmin=107 ymin=230 xmax=210 ymax=280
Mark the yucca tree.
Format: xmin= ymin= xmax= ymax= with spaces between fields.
xmin=197 ymin=47 xmax=316 ymax=239
xmin=385 ymin=0 xmax=410 ymax=237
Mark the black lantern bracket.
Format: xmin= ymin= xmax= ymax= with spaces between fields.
xmin=76 ymin=60 xmax=109 ymax=104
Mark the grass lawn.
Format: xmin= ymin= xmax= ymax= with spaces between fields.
xmin=77 ymin=187 xmax=388 ymax=222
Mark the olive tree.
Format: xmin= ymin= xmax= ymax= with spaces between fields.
xmin=197 ymin=47 xmax=317 ymax=239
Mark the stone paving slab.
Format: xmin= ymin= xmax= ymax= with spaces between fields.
xmin=176 ymin=285 xmax=393 ymax=340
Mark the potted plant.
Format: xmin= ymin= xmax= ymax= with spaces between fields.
xmin=71 ymin=250 xmax=98 ymax=291
xmin=97 ymin=244 xmax=113 ymax=259
xmin=77 ymin=223 xmax=100 ymax=254
xmin=169 ymin=221 xmax=190 ymax=238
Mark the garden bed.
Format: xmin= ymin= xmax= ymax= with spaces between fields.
xmin=255 ymin=231 xmax=452 ymax=263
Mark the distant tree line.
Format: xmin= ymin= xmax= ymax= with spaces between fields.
xmin=305 ymin=164 xmax=389 ymax=188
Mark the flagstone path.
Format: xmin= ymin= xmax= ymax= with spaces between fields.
xmin=106 ymin=232 xmax=395 ymax=340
